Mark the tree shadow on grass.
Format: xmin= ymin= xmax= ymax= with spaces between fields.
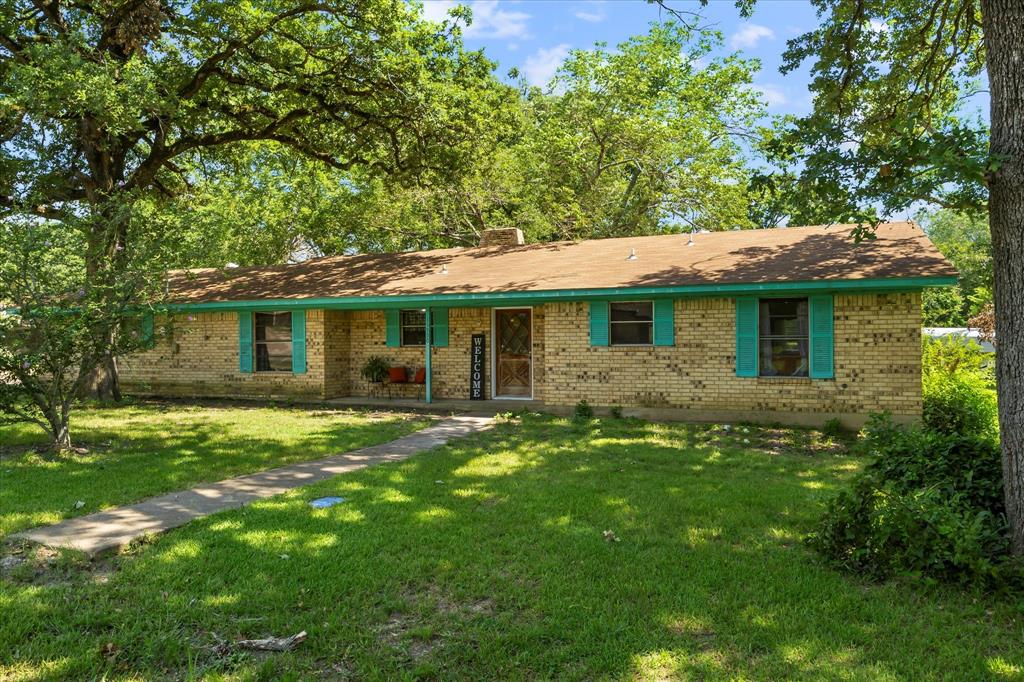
xmin=2 ymin=416 xmax=1022 ymax=680
xmin=0 ymin=404 xmax=428 ymax=538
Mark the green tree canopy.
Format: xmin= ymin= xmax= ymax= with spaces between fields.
xmin=0 ymin=0 xmax=508 ymax=448
xmin=735 ymin=0 xmax=1023 ymax=556
xmin=920 ymin=209 xmax=993 ymax=326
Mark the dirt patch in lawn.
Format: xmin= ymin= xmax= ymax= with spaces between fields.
xmin=0 ymin=539 xmax=90 ymax=588
xmin=751 ymin=426 xmax=851 ymax=456
xmin=375 ymin=585 xmax=499 ymax=661
xmin=0 ymin=534 xmax=154 ymax=588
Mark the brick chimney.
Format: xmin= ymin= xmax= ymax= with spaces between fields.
xmin=478 ymin=228 xmax=525 ymax=247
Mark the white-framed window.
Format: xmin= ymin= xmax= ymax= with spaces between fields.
xmin=758 ymin=298 xmax=809 ymax=377
xmin=400 ymin=309 xmax=427 ymax=346
xmin=609 ymin=301 xmax=653 ymax=346
xmin=254 ymin=311 xmax=292 ymax=372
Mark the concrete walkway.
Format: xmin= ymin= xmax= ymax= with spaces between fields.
xmin=13 ymin=413 xmax=495 ymax=556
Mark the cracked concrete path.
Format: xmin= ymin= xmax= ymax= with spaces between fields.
xmin=13 ymin=413 xmax=495 ymax=556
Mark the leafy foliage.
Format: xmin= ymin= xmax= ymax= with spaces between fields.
xmin=517 ymin=23 xmax=763 ymax=239
xmin=0 ymin=214 xmax=170 ymax=450
xmin=821 ymin=417 xmax=846 ymax=441
xmin=921 ymin=337 xmax=997 ymax=440
xmin=0 ymin=0 xmax=507 ymax=443
xmin=810 ymin=414 xmax=1014 ymax=587
xmin=811 ymin=340 xmax=1011 ymax=587
xmin=201 ymin=21 xmax=768 ymax=259
xmin=573 ymin=399 xmax=594 ymax=421
xmin=758 ymin=0 xmax=989 ymax=227
xmin=360 ymin=356 xmax=391 ymax=384
xmin=919 ymin=210 xmax=993 ymax=326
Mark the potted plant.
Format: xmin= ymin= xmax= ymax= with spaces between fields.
xmin=360 ymin=356 xmax=390 ymax=384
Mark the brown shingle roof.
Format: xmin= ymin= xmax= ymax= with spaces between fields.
xmin=167 ymin=222 xmax=956 ymax=304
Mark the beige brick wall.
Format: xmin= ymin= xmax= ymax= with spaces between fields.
xmin=122 ymin=307 xmax=502 ymax=401
xmin=119 ymin=310 xmax=328 ymax=399
xmin=324 ymin=309 xmax=350 ymax=396
xmin=539 ymin=293 xmax=922 ymax=417
xmin=121 ymin=293 xmax=922 ymax=421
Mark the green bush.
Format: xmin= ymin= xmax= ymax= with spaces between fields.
xmin=921 ymin=337 xmax=997 ymax=440
xmin=810 ymin=414 xmax=1019 ymax=588
xmin=821 ymin=417 xmax=846 ymax=440
xmin=360 ymin=356 xmax=390 ymax=384
xmin=573 ymin=399 xmax=594 ymax=421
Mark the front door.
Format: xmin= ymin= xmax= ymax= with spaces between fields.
xmin=494 ymin=308 xmax=532 ymax=398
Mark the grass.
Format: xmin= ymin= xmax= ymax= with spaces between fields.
xmin=2 ymin=411 xmax=1023 ymax=680
xmin=0 ymin=400 xmax=432 ymax=538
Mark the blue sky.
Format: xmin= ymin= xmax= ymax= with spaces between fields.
xmin=420 ymin=0 xmax=825 ymax=117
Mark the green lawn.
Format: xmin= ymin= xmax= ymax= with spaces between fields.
xmin=2 ymin=412 xmax=1022 ymax=680
xmin=0 ymin=401 xmax=431 ymax=538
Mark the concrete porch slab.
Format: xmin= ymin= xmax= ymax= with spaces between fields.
xmin=324 ymin=396 xmax=545 ymax=415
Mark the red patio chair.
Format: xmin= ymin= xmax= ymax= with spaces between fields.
xmin=385 ymin=366 xmax=407 ymax=397
xmin=411 ymin=367 xmax=426 ymax=399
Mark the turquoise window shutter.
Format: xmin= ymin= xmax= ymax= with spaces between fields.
xmin=141 ymin=312 xmax=155 ymax=348
xmin=809 ymin=294 xmax=835 ymax=379
xmin=385 ymin=309 xmax=400 ymax=347
xmin=653 ymin=299 xmax=675 ymax=346
xmin=589 ymin=301 xmax=609 ymax=346
xmin=291 ymin=310 xmax=307 ymax=374
xmin=238 ymin=311 xmax=253 ymax=373
xmin=431 ymin=308 xmax=449 ymax=347
xmin=735 ymin=297 xmax=758 ymax=377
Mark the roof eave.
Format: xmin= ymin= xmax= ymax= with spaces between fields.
xmin=161 ymin=275 xmax=958 ymax=312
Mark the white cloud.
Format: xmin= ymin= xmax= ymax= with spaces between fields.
xmin=421 ymin=0 xmax=458 ymax=23
xmin=523 ymin=43 xmax=571 ymax=87
xmin=575 ymin=9 xmax=605 ymax=22
xmin=422 ymin=1 xmax=531 ymax=39
xmin=468 ymin=1 xmax=530 ymax=38
xmin=574 ymin=1 xmax=607 ymax=23
xmin=867 ymin=19 xmax=889 ymax=33
xmin=752 ymin=84 xmax=788 ymax=108
xmin=729 ymin=23 xmax=775 ymax=50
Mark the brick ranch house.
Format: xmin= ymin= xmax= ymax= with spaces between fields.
xmin=121 ymin=222 xmax=957 ymax=427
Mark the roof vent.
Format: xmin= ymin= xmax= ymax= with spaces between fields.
xmin=479 ymin=228 xmax=524 ymax=247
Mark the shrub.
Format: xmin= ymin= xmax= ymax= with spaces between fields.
xmin=921 ymin=337 xmax=997 ymax=440
xmin=573 ymin=399 xmax=594 ymax=421
xmin=610 ymin=406 xmax=624 ymax=419
xmin=821 ymin=417 xmax=845 ymax=440
xmin=810 ymin=414 xmax=1018 ymax=587
xmin=360 ymin=356 xmax=390 ymax=383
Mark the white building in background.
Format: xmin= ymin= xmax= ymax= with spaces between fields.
xmin=923 ymin=327 xmax=995 ymax=353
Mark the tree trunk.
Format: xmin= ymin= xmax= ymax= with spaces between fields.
xmin=45 ymin=409 xmax=72 ymax=453
xmin=982 ymin=0 xmax=1024 ymax=555
xmin=106 ymin=353 xmax=122 ymax=402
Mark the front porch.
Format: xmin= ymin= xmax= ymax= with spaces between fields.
xmin=335 ymin=305 xmax=541 ymax=404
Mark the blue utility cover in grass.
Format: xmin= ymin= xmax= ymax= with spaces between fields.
xmin=309 ymin=496 xmax=346 ymax=509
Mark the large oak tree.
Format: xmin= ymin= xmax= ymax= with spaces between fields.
xmin=746 ymin=0 xmax=1023 ymax=554
xmin=0 ymin=0 xmax=505 ymax=449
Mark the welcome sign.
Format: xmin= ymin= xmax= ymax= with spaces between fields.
xmin=470 ymin=334 xmax=485 ymax=400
